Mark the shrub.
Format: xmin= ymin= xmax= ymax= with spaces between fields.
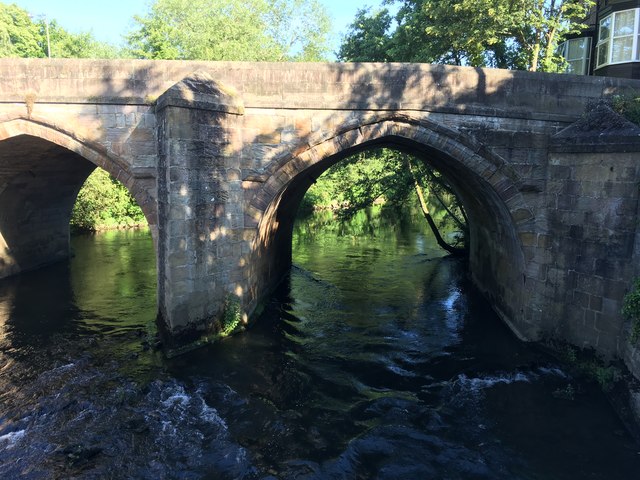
xmin=610 ymin=93 xmax=640 ymax=126
xmin=70 ymin=169 xmax=146 ymax=232
xmin=221 ymin=294 xmax=242 ymax=336
xmin=622 ymin=278 xmax=640 ymax=343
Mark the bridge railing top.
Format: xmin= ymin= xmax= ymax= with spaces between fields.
xmin=0 ymin=58 xmax=638 ymax=123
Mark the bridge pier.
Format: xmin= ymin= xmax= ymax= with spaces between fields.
xmin=156 ymin=72 xmax=251 ymax=339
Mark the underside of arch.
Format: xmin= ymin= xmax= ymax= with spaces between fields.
xmin=249 ymin=118 xmax=537 ymax=341
xmin=0 ymin=119 xmax=155 ymax=279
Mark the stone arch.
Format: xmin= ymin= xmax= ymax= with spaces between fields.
xmin=0 ymin=117 xmax=156 ymax=278
xmin=0 ymin=117 xmax=156 ymax=227
xmin=248 ymin=115 xmax=537 ymax=341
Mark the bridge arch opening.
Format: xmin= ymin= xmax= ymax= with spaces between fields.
xmin=250 ymin=119 xmax=533 ymax=340
xmin=0 ymin=124 xmax=156 ymax=280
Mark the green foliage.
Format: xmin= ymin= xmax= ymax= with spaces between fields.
xmin=221 ymin=294 xmax=242 ymax=336
xmin=303 ymin=148 xmax=468 ymax=250
xmin=70 ymin=169 xmax=146 ymax=232
xmin=552 ymin=383 xmax=575 ymax=400
xmin=43 ymin=20 xmax=122 ymax=59
xmin=562 ymin=344 xmax=578 ymax=363
xmin=0 ymin=3 xmax=42 ymax=57
xmin=309 ymin=149 xmax=411 ymax=214
xmin=337 ymin=8 xmax=395 ymax=62
xmin=554 ymin=339 xmax=622 ymax=393
xmin=126 ymin=0 xmax=330 ymax=61
xmin=610 ymin=94 xmax=640 ymax=127
xmin=592 ymin=364 xmax=621 ymax=392
xmin=339 ymin=0 xmax=594 ymax=72
xmin=0 ymin=2 xmax=121 ymax=59
xmin=622 ymin=278 xmax=640 ymax=343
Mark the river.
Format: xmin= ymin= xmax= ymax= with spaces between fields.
xmin=1 ymin=208 xmax=639 ymax=479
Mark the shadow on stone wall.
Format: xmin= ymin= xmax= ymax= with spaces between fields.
xmin=1 ymin=59 xmax=640 ymax=364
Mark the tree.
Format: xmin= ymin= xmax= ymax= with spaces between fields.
xmin=126 ymin=0 xmax=331 ymax=61
xmin=305 ymin=149 xmax=468 ymax=254
xmin=0 ymin=3 xmax=43 ymax=57
xmin=70 ymin=168 xmax=146 ymax=232
xmin=0 ymin=2 xmax=121 ymax=59
xmin=43 ymin=20 xmax=121 ymax=59
xmin=339 ymin=0 xmax=594 ymax=72
xmin=337 ymin=8 xmax=395 ymax=62
xmin=267 ymin=0 xmax=331 ymax=61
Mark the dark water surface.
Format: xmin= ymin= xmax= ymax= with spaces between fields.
xmin=1 ymin=213 xmax=639 ymax=479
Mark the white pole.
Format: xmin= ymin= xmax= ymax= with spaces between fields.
xmin=44 ymin=16 xmax=50 ymax=58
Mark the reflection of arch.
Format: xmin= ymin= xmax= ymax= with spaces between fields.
xmin=250 ymin=115 xmax=534 ymax=340
xmin=0 ymin=117 xmax=155 ymax=226
xmin=0 ymin=116 xmax=155 ymax=278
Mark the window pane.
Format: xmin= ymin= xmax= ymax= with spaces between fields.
xmin=568 ymin=38 xmax=587 ymax=60
xmin=597 ymin=41 xmax=609 ymax=66
xmin=614 ymin=10 xmax=636 ymax=37
xmin=600 ymin=15 xmax=611 ymax=41
xmin=612 ymin=36 xmax=633 ymax=62
xmin=568 ymin=59 xmax=585 ymax=75
xmin=557 ymin=41 xmax=567 ymax=58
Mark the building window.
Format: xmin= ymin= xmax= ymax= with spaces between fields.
xmin=559 ymin=37 xmax=592 ymax=74
xmin=596 ymin=8 xmax=640 ymax=68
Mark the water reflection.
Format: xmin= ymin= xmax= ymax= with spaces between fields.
xmin=0 ymin=213 xmax=639 ymax=479
xmin=0 ymin=228 xmax=157 ymax=374
xmin=0 ymin=262 xmax=77 ymax=353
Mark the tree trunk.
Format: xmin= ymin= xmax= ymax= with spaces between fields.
xmin=530 ymin=39 xmax=540 ymax=71
xmin=406 ymin=159 xmax=466 ymax=256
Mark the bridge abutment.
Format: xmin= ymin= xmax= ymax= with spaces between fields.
xmin=541 ymin=105 xmax=640 ymax=360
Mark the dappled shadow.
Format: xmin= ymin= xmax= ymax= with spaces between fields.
xmin=1 ymin=58 xmax=639 ymax=346
xmin=231 ymin=62 xmax=625 ymax=341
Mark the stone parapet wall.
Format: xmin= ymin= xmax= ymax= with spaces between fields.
xmin=0 ymin=58 xmax=638 ymax=118
xmin=540 ymin=106 xmax=640 ymax=380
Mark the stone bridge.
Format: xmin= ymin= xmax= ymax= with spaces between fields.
xmin=1 ymin=58 xmax=640 ymax=371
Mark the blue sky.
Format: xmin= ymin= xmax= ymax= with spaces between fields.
xmin=11 ymin=0 xmax=388 ymax=56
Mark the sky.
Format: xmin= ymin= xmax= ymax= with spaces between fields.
xmin=10 ymin=0 xmax=389 ymax=57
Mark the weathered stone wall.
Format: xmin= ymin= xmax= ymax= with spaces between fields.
xmin=1 ymin=59 xmax=640 ymax=369
xmin=156 ymin=72 xmax=247 ymax=335
xmin=539 ymin=106 xmax=640 ymax=362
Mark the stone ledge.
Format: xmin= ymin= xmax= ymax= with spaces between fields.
xmin=550 ymin=101 xmax=640 ymax=153
xmin=156 ymin=71 xmax=244 ymax=115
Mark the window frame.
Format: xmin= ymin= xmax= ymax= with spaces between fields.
xmin=560 ymin=37 xmax=592 ymax=75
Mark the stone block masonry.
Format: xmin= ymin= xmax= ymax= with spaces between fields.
xmin=1 ymin=59 xmax=640 ymax=383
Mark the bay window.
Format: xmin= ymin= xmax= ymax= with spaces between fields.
xmin=596 ymin=8 xmax=640 ymax=68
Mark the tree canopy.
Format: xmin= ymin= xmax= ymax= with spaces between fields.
xmin=0 ymin=2 xmax=120 ymax=58
xmin=0 ymin=3 xmax=41 ymax=57
xmin=126 ymin=0 xmax=331 ymax=61
xmin=339 ymin=0 xmax=595 ymax=72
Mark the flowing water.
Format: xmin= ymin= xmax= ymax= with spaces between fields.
xmin=1 ymin=210 xmax=639 ymax=479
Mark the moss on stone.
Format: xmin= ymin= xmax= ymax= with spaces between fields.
xmin=623 ymin=278 xmax=640 ymax=344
